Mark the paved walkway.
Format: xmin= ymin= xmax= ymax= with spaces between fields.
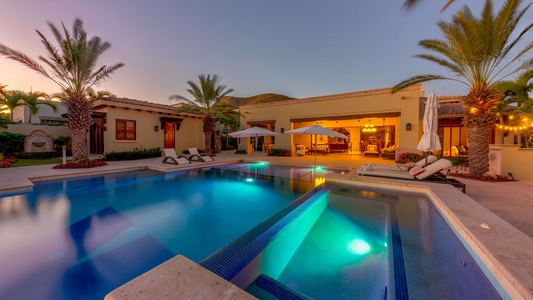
xmin=1 ymin=150 xmax=532 ymax=239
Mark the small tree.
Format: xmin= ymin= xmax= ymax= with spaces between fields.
xmin=0 ymin=90 xmax=26 ymax=121
xmin=19 ymin=90 xmax=57 ymax=124
xmin=170 ymin=74 xmax=234 ymax=155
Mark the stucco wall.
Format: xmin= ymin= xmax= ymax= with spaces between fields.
xmin=489 ymin=144 xmax=533 ymax=180
xmin=102 ymin=108 xmax=204 ymax=153
xmin=5 ymin=124 xmax=71 ymax=138
xmin=238 ymin=85 xmax=424 ymax=155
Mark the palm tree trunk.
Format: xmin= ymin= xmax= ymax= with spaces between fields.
xmin=70 ymin=127 xmax=89 ymax=162
xmin=204 ymin=131 xmax=213 ymax=155
xmin=466 ymin=123 xmax=492 ymax=176
xmin=66 ymin=98 xmax=93 ymax=163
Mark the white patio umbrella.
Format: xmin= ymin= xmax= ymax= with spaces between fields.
xmin=229 ymin=126 xmax=280 ymax=152
xmin=285 ymin=124 xmax=349 ymax=170
xmin=417 ymin=92 xmax=442 ymax=165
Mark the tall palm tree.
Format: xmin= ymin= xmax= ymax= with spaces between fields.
xmin=170 ymin=74 xmax=234 ymax=155
xmin=0 ymin=90 xmax=26 ymax=121
xmin=392 ymin=0 xmax=533 ymax=176
xmin=18 ymin=90 xmax=57 ymax=124
xmin=0 ymin=19 xmax=124 ymax=163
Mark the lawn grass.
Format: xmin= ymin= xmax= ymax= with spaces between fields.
xmin=10 ymin=158 xmax=63 ymax=167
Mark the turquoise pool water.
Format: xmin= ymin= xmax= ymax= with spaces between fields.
xmin=203 ymin=185 xmax=504 ymax=299
xmin=0 ymin=163 xmax=317 ymax=300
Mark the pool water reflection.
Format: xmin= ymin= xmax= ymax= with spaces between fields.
xmin=0 ymin=163 xmax=318 ymax=300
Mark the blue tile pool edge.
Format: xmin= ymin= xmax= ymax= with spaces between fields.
xmin=199 ymin=184 xmax=327 ymax=282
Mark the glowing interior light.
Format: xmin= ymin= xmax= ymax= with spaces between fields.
xmin=246 ymin=178 xmax=253 ymax=182
xmin=314 ymin=177 xmax=326 ymax=186
xmin=348 ymin=239 xmax=371 ymax=255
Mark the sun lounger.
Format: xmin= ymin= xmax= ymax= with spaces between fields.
xmin=361 ymin=155 xmax=438 ymax=171
xmin=188 ymin=147 xmax=215 ymax=162
xmin=162 ymin=148 xmax=191 ymax=165
xmin=357 ymin=158 xmax=465 ymax=192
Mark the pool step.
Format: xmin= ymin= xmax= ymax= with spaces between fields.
xmin=245 ymin=274 xmax=312 ymax=300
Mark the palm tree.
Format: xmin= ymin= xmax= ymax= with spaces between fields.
xmin=170 ymin=74 xmax=234 ymax=155
xmin=18 ymin=90 xmax=57 ymax=124
xmin=0 ymin=19 xmax=124 ymax=163
xmin=392 ymin=0 xmax=533 ymax=176
xmin=493 ymin=70 xmax=533 ymax=146
xmin=0 ymin=90 xmax=26 ymax=121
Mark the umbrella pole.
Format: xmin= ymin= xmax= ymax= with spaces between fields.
xmin=314 ymin=134 xmax=317 ymax=171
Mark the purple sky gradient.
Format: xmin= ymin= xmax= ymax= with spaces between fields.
xmin=1 ymin=0 xmax=522 ymax=105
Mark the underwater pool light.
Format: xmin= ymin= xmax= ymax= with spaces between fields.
xmin=348 ymin=239 xmax=371 ymax=255
xmin=246 ymin=178 xmax=254 ymax=182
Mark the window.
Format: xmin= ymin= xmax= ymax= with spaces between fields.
xmin=116 ymin=119 xmax=136 ymax=140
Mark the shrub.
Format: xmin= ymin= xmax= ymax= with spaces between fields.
xmin=0 ymin=156 xmax=17 ymax=168
xmin=99 ymin=147 xmax=162 ymax=161
xmin=395 ymin=152 xmax=423 ymax=164
xmin=0 ymin=118 xmax=16 ymax=128
xmin=53 ymin=160 xmax=108 ymax=169
xmin=53 ymin=136 xmax=71 ymax=153
xmin=41 ymin=121 xmax=66 ymax=126
xmin=0 ymin=132 xmax=25 ymax=155
xmin=268 ymin=149 xmax=291 ymax=157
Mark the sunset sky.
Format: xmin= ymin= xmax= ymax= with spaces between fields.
xmin=0 ymin=0 xmax=519 ymax=105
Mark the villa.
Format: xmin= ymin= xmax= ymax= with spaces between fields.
xmin=4 ymin=84 xmax=531 ymax=179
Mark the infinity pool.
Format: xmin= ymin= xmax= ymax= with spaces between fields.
xmin=0 ymin=163 xmax=317 ymax=300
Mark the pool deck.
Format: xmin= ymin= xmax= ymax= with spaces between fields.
xmin=1 ymin=151 xmax=532 ymax=299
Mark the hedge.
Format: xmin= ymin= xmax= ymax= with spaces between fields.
xmin=99 ymin=147 xmax=162 ymax=161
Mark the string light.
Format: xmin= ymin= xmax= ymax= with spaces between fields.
xmin=495 ymin=116 xmax=533 ymax=131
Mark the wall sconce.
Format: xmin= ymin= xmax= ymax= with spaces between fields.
xmin=405 ymin=123 xmax=412 ymax=131
xmin=154 ymin=125 xmax=159 ymax=132
xmin=280 ymin=127 xmax=285 ymax=133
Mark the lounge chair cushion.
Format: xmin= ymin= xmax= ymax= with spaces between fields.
xmin=357 ymin=158 xmax=453 ymax=180
xmin=361 ymin=155 xmax=438 ymax=172
xmin=415 ymin=159 xmax=453 ymax=180
xmin=408 ymin=166 xmax=424 ymax=176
